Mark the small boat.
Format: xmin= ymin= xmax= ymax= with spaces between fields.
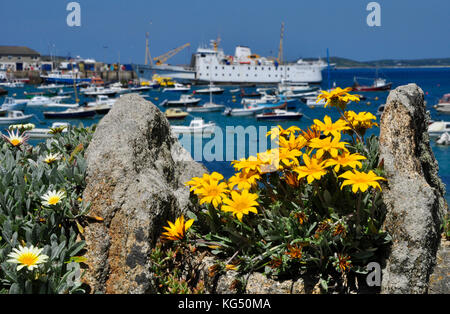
xmin=165 ymin=108 xmax=188 ymax=120
xmin=194 ymin=84 xmax=224 ymax=95
xmin=83 ymin=86 xmax=118 ymax=97
xmin=37 ymin=83 xmax=65 ymax=90
xmin=2 ymin=97 xmax=27 ymax=111
xmin=162 ymin=82 xmax=191 ymax=93
xmin=171 ymin=118 xmax=215 ymax=135
xmin=278 ymin=81 xmax=319 ymax=94
xmin=256 ymin=109 xmax=303 ymax=121
xmin=43 ymin=107 xmax=97 ymax=119
xmin=0 ymin=80 xmax=25 ymax=88
xmin=433 ymin=94 xmax=450 ymax=114
xmin=21 ymin=122 xmax=70 ymax=139
xmin=187 ymin=102 xmax=225 ymax=113
xmin=230 ymin=88 xmax=240 ymax=93
xmin=352 ymin=77 xmax=392 ymax=92
xmin=24 ymin=90 xmax=57 ymax=98
xmin=223 ymin=103 xmax=267 ymax=116
xmin=0 ymin=110 xmax=33 ymax=125
xmin=428 ymin=121 xmax=450 ymax=137
xmin=161 ymin=94 xmax=201 ymax=107
xmin=436 ymin=132 xmax=450 ymax=145
xmin=86 ymin=95 xmax=116 ymax=107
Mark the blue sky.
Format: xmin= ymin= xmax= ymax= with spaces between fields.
xmin=1 ymin=0 xmax=449 ymax=64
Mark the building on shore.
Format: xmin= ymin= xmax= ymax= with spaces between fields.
xmin=0 ymin=46 xmax=41 ymax=71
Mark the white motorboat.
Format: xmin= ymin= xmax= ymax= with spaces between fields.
xmin=278 ymin=81 xmax=319 ymax=94
xmin=171 ymin=118 xmax=215 ymax=135
xmin=161 ymin=94 xmax=201 ymax=107
xmin=187 ymin=102 xmax=225 ymax=112
xmin=428 ymin=121 xmax=450 ymax=137
xmin=162 ymin=82 xmax=191 ymax=93
xmin=436 ymin=132 xmax=450 ymax=145
xmin=434 ymin=95 xmax=450 ymax=114
xmin=0 ymin=80 xmax=25 ymax=88
xmin=27 ymin=96 xmax=79 ymax=108
xmin=87 ymin=95 xmax=117 ymax=107
xmin=241 ymin=93 xmax=278 ymax=106
xmin=2 ymin=97 xmax=27 ymax=111
xmin=0 ymin=110 xmax=33 ymax=125
xmin=223 ymin=103 xmax=266 ymax=116
xmin=256 ymin=109 xmax=303 ymax=121
xmin=194 ymin=84 xmax=224 ymax=95
xmin=37 ymin=83 xmax=65 ymax=90
xmin=83 ymin=86 xmax=118 ymax=97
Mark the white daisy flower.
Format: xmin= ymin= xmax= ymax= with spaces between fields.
xmin=7 ymin=245 xmax=49 ymax=271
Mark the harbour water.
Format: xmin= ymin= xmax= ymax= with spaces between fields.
xmin=1 ymin=67 xmax=449 ymax=203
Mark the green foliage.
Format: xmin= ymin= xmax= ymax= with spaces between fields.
xmin=149 ymin=241 xmax=205 ymax=294
xmin=0 ymin=126 xmax=94 ymax=294
xmin=189 ymin=133 xmax=391 ymax=292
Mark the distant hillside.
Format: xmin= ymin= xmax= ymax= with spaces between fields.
xmin=303 ymin=57 xmax=450 ymax=68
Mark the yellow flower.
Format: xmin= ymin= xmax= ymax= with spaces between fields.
xmin=257 ymin=149 xmax=280 ymax=173
xmin=300 ymin=126 xmax=321 ymax=145
xmin=278 ymin=134 xmax=308 ymax=151
xmin=221 ymin=189 xmax=259 ymax=222
xmin=225 ymin=264 xmax=238 ymax=271
xmin=277 ymin=147 xmax=302 ymax=168
xmin=228 ymin=170 xmax=260 ymax=190
xmin=231 ymin=155 xmax=264 ymax=174
xmin=317 ymin=87 xmax=359 ymax=109
xmin=293 ymin=154 xmax=328 ymax=184
xmin=313 ymin=115 xmax=350 ymax=137
xmin=339 ymin=169 xmax=386 ymax=193
xmin=185 ymin=172 xmax=224 ymax=192
xmin=7 ymin=245 xmax=49 ymax=271
xmin=335 ymin=254 xmax=352 ymax=273
xmin=325 ymin=151 xmax=366 ymax=172
xmin=44 ymin=152 xmax=61 ymax=164
xmin=195 ymin=179 xmax=229 ymax=208
xmin=2 ymin=129 xmax=28 ymax=147
xmin=161 ymin=215 xmax=194 ymax=241
xmin=343 ymin=111 xmax=378 ymax=136
xmin=308 ymin=133 xmax=349 ymax=159
xmin=266 ymin=125 xmax=301 ymax=140
xmin=41 ymin=190 xmax=65 ymax=206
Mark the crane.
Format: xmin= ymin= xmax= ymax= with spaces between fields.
xmin=277 ymin=22 xmax=284 ymax=64
xmin=212 ymin=35 xmax=221 ymax=51
xmin=153 ymin=43 xmax=190 ymax=65
xmin=145 ymin=32 xmax=153 ymax=65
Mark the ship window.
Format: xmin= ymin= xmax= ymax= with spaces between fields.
xmin=288 ymin=67 xmax=290 ymax=71
xmin=206 ymin=66 xmax=209 ymax=69
xmin=215 ymin=73 xmax=218 ymax=76
xmin=238 ymin=74 xmax=240 ymax=76
xmin=222 ymin=73 xmax=225 ymax=76
xmin=268 ymin=75 xmax=271 ymax=77
xmin=215 ymin=66 xmax=218 ymax=69
xmin=262 ymin=67 xmax=264 ymax=70
xmin=232 ymin=67 xmax=235 ymax=70
xmin=222 ymin=67 xmax=224 ymax=70
xmin=255 ymin=67 xmax=257 ymax=70
xmin=268 ymin=67 xmax=271 ymax=71
xmin=248 ymin=67 xmax=250 ymax=70
xmin=275 ymin=75 xmax=277 ymax=77
xmin=246 ymin=74 xmax=248 ymax=76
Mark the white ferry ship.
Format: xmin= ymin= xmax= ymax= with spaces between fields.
xmin=133 ymin=42 xmax=327 ymax=85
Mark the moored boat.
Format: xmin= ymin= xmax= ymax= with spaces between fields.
xmin=161 ymin=94 xmax=201 ymax=107
xmin=43 ymin=107 xmax=97 ymax=119
xmin=187 ymin=102 xmax=225 ymax=113
xmin=255 ymin=109 xmax=303 ymax=121
xmin=165 ymin=108 xmax=189 ymax=120
xmin=352 ymin=77 xmax=392 ymax=92
xmin=1 ymin=97 xmax=27 ymax=111
xmin=0 ymin=110 xmax=33 ymax=125
xmin=428 ymin=120 xmax=450 ymax=137
xmin=171 ymin=118 xmax=215 ymax=135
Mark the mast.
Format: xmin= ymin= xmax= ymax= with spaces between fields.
xmin=278 ymin=22 xmax=284 ymax=65
xmin=327 ymin=48 xmax=331 ymax=91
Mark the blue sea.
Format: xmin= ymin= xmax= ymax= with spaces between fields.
xmin=1 ymin=67 xmax=449 ymax=203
